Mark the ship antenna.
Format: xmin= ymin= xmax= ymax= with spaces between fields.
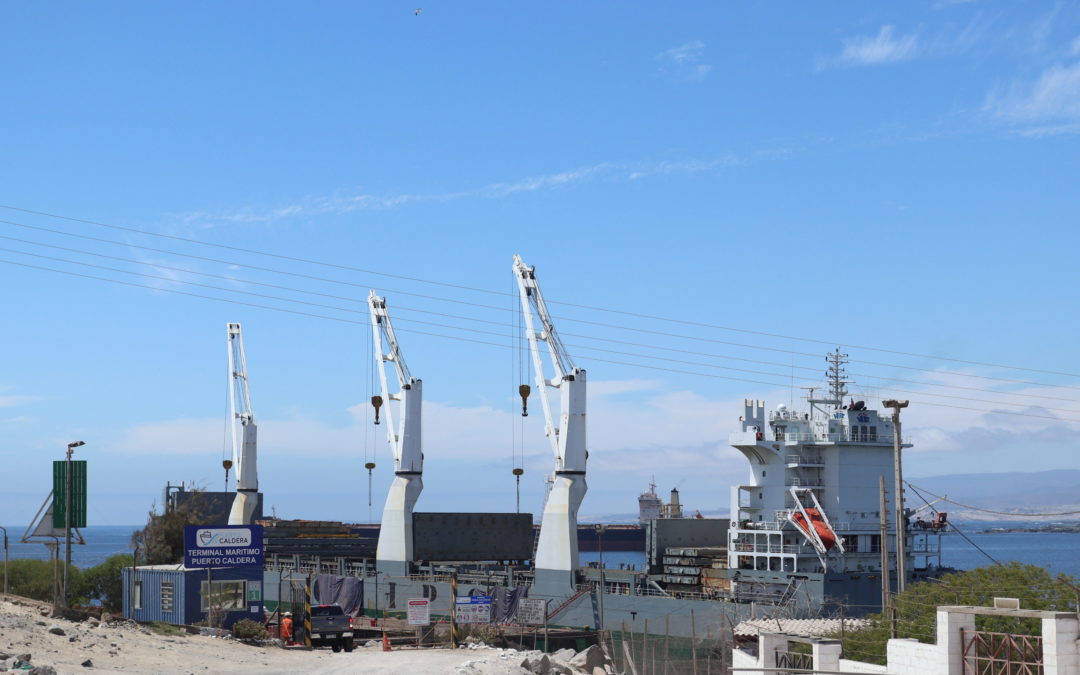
xmin=826 ymin=348 xmax=852 ymax=407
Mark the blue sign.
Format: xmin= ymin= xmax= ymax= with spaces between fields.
xmin=183 ymin=524 xmax=264 ymax=568
xmin=456 ymin=595 xmax=493 ymax=605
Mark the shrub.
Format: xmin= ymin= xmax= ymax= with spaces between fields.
xmin=231 ymin=618 xmax=268 ymax=641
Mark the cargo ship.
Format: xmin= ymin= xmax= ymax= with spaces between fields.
xmin=264 ymin=351 xmax=948 ymax=637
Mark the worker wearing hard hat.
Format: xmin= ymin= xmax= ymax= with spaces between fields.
xmin=281 ymin=611 xmax=294 ymax=644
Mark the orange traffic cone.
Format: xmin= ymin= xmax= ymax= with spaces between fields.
xmin=382 ymin=632 xmax=391 ymax=652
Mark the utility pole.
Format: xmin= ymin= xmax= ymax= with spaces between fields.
xmin=883 ymin=400 xmax=909 ymax=594
xmin=64 ymin=440 xmax=85 ymax=607
xmin=0 ymin=525 xmax=8 ymax=596
xmin=595 ymin=524 xmax=606 ymax=629
xmin=879 ymin=476 xmax=892 ymax=634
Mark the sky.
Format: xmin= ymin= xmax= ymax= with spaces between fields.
xmin=2 ymin=2 xmax=1080 ymax=527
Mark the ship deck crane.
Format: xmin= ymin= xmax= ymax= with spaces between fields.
xmin=369 ymin=290 xmax=423 ymax=575
xmin=227 ymin=323 xmax=259 ymax=525
xmin=513 ymin=254 xmax=587 ymax=593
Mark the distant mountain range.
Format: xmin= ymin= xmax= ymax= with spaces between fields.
xmin=905 ymin=469 xmax=1080 ymax=522
xmin=585 ymin=470 xmax=1080 ymax=524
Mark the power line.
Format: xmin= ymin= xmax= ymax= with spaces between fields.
xmin=6 ymin=255 xmax=1080 ymax=426
xmin=906 ymin=482 xmax=1080 ymax=517
xmin=6 ymin=243 xmax=1080 ymax=417
xmin=905 ymin=484 xmax=999 ymax=565
xmin=4 ymin=221 xmax=1080 ymax=401
xmin=3 ymin=204 xmax=1079 ymax=379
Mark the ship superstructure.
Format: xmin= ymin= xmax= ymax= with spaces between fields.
xmin=727 ymin=351 xmax=945 ymax=607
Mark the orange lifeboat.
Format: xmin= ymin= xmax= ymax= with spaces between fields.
xmin=790 ymin=508 xmax=837 ymax=551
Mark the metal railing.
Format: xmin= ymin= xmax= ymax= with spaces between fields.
xmin=769 ymin=431 xmax=909 ymax=444
xmin=786 ymin=455 xmax=824 ymax=465
xmin=733 ymin=543 xmax=800 ymax=554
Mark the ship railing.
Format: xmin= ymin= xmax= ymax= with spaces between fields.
xmin=635 ymin=586 xmax=715 ymax=601
xmin=786 ymin=455 xmax=824 ymax=465
xmin=734 ymin=543 xmax=800 ymax=554
xmin=773 ymin=430 xmax=912 ymax=444
xmin=775 ymin=432 xmax=839 ymax=443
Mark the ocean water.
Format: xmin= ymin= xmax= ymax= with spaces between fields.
xmin=1 ymin=525 xmax=140 ymax=569
xmin=581 ymin=524 xmax=1080 ymax=580
xmin=3 ymin=523 xmax=1078 ymax=579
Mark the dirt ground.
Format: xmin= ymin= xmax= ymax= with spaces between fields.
xmin=0 ymin=595 xmax=540 ymax=674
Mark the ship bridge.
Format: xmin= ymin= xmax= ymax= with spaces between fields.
xmin=726 ymin=389 xmax=938 ymax=608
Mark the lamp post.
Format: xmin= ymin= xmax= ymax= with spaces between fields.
xmin=882 ymin=400 xmax=908 ymax=594
xmin=594 ymin=524 xmax=606 ymax=629
xmin=0 ymin=525 xmax=8 ymax=596
xmin=64 ymin=440 xmax=85 ymax=607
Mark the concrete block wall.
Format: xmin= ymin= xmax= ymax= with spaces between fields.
xmin=838 ymin=658 xmax=889 ymax=673
xmin=885 ymin=639 xmax=938 ymax=675
xmin=1042 ymin=613 xmax=1080 ymax=675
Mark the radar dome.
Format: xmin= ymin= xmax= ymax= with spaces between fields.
xmin=777 ymin=404 xmax=788 ymax=412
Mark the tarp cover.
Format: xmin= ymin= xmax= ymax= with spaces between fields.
xmin=490 ymin=585 xmax=529 ymax=624
xmin=314 ymin=574 xmax=364 ymax=617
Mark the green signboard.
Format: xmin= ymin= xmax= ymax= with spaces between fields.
xmin=52 ymin=460 xmax=87 ymax=529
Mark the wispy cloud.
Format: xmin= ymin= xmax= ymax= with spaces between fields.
xmin=835 ymin=25 xmax=919 ymax=67
xmin=173 ymin=149 xmax=786 ymax=227
xmin=984 ymin=60 xmax=1080 ymax=134
xmin=656 ymin=40 xmax=713 ymax=81
xmin=0 ymin=385 xmax=39 ymax=408
xmin=485 ymin=164 xmax=613 ymax=197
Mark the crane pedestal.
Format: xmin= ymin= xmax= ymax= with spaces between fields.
xmin=533 ymin=473 xmax=587 ymax=596
xmin=228 ymin=490 xmax=259 ymax=526
xmin=376 ymin=473 xmax=423 ymax=577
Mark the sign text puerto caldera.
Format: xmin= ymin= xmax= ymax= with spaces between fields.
xmin=184 ymin=525 xmax=264 ymax=568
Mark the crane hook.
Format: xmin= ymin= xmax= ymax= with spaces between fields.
xmin=371 ymin=395 xmax=383 ymax=424
xmin=518 ymin=384 xmax=531 ymax=417
xmin=222 ymin=459 xmax=233 ymax=492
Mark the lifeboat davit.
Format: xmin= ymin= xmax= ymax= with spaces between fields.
xmin=790 ymin=508 xmax=837 ymax=551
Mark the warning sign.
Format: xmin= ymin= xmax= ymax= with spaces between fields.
xmin=454 ymin=595 xmax=492 ymax=624
xmin=516 ymin=598 xmax=548 ymax=625
xmin=407 ymin=598 xmax=431 ymax=626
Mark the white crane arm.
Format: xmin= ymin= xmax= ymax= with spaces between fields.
xmin=369 ymin=291 xmax=423 ymax=474
xmin=227 ymin=323 xmax=257 ymax=492
xmin=513 ymin=255 xmax=586 ymax=473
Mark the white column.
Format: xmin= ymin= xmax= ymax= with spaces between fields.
xmin=936 ymin=608 xmax=975 ymax=675
xmin=812 ymin=639 xmax=842 ymax=672
xmin=1041 ymin=613 xmax=1080 ymax=675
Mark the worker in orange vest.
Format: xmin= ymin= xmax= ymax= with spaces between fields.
xmin=281 ymin=611 xmax=294 ymax=645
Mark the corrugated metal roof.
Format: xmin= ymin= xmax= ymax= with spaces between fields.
xmin=733 ymin=617 xmax=869 ymax=637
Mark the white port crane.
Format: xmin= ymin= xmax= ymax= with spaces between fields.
xmin=227 ymin=323 xmax=259 ymax=525
xmin=513 ymin=254 xmax=587 ymax=592
xmin=369 ymin=290 xmax=423 ymax=574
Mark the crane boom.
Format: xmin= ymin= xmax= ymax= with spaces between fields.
xmin=513 ymin=254 xmax=587 ymax=592
xmin=369 ymin=291 xmax=423 ymax=573
xmin=227 ymin=323 xmax=259 ymax=525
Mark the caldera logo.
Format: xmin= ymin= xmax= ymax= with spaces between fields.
xmin=195 ymin=528 xmax=252 ymax=548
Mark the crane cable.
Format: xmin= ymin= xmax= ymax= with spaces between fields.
xmin=906 ymin=482 xmax=1080 ymax=517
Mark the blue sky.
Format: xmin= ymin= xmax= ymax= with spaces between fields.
xmin=2 ymin=2 xmax=1080 ymax=526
